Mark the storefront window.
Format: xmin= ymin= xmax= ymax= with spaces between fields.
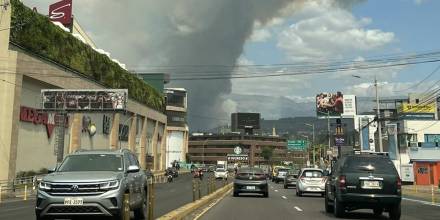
xmin=424 ymin=134 xmax=440 ymax=143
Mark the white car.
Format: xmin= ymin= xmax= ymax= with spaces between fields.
xmin=214 ymin=168 xmax=228 ymax=179
xmin=296 ymin=168 xmax=326 ymax=197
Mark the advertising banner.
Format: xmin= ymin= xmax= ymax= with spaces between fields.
xmin=342 ymin=95 xmax=357 ymax=117
xmin=41 ymin=89 xmax=128 ymax=111
xmin=387 ymin=124 xmax=398 ymax=160
xmin=398 ymin=103 xmax=436 ymax=113
xmin=316 ymin=92 xmax=357 ymax=118
xmin=359 ymin=116 xmax=376 ymax=152
xmin=316 ymin=92 xmax=344 ymax=117
xmin=49 ymin=0 xmax=73 ymax=25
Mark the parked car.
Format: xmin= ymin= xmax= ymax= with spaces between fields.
xmin=296 ymin=168 xmax=326 ymax=197
xmin=214 ymin=168 xmax=228 ymax=180
xmin=324 ymin=154 xmax=402 ymax=219
xmin=283 ymin=173 xmax=298 ymax=189
xmin=233 ymin=167 xmax=268 ymax=197
xmin=35 ymin=149 xmax=148 ymax=220
xmin=273 ymin=168 xmax=291 ymax=183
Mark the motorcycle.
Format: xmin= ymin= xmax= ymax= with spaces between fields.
xmin=167 ymin=174 xmax=173 ymax=182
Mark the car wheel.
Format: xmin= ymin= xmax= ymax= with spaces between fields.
xmin=233 ymin=191 xmax=239 ymax=197
xmin=263 ymin=191 xmax=269 ymax=198
xmin=36 ymin=216 xmax=52 ymax=220
xmin=296 ymin=188 xmax=302 ymax=197
xmin=284 ymin=184 xmax=287 ymax=189
xmin=373 ymin=207 xmax=383 ymax=216
xmin=134 ymin=192 xmax=148 ymax=219
xmin=324 ymin=193 xmax=333 ymax=213
xmin=389 ymin=203 xmax=401 ymax=220
xmin=333 ymin=196 xmax=345 ymax=218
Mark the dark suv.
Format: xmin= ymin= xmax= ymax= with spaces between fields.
xmin=324 ymin=154 xmax=401 ymax=220
xmin=35 ymin=149 xmax=148 ymax=220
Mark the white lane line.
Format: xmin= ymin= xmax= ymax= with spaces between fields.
xmin=274 ymin=189 xmax=279 ymax=192
xmin=294 ymin=206 xmax=303 ymax=212
xmin=281 ymin=196 xmax=287 ymax=199
xmin=403 ymin=197 xmax=440 ymax=207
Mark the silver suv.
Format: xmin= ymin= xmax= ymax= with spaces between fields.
xmin=35 ymin=149 xmax=148 ymax=220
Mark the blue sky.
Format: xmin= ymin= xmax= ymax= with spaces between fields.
xmin=235 ymin=0 xmax=440 ymax=102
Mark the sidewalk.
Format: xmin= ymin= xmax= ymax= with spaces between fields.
xmin=402 ymin=185 xmax=440 ymax=203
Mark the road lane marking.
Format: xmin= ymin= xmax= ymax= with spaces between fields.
xmin=403 ymin=198 xmax=440 ymax=207
xmin=294 ymin=206 xmax=303 ymax=212
xmin=282 ymin=196 xmax=287 ymax=199
xmin=193 ymin=188 xmax=233 ymax=220
xmin=274 ymin=190 xmax=278 ymax=192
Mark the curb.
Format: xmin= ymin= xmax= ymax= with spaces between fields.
xmin=157 ymin=183 xmax=233 ymax=220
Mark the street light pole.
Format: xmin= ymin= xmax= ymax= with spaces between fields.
xmin=305 ymin=123 xmax=315 ymax=167
xmin=375 ymin=76 xmax=384 ymax=152
xmin=353 ymin=75 xmax=383 ymax=153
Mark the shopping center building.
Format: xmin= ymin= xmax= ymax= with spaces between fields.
xmin=0 ymin=1 xmax=168 ymax=181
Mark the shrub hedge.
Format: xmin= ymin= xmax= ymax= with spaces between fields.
xmin=10 ymin=0 xmax=164 ymax=111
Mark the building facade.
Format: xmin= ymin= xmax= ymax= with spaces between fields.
xmin=188 ymin=134 xmax=306 ymax=166
xmin=165 ymin=88 xmax=189 ymax=167
xmin=0 ymin=4 xmax=167 ymax=181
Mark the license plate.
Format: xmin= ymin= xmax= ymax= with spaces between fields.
xmin=246 ymin=186 xmax=256 ymax=190
xmin=362 ymin=180 xmax=381 ymax=189
xmin=64 ymin=197 xmax=83 ymax=206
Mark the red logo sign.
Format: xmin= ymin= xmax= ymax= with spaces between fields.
xmin=20 ymin=106 xmax=68 ymax=138
xmin=49 ymin=0 xmax=73 ymax=25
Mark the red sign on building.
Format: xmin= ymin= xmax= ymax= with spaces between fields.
xmin=49 ymin=0 xmax=73 ymax=25
xmin=20 ymin=106 xmax=68 ymax=138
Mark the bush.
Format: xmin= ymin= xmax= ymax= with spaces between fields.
xmin=10 ymin=0 xmax=164 ymax=111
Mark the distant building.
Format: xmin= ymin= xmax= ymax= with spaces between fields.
xmin=165 ymin=88 xmax=189 ymax=167
xmin=187 ymin=134 xmax=306 ymax=166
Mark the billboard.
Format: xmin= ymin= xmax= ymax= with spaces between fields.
xmin=387 ymin=124 xmax=398 ymax=160
xmin=316 ymin=92 xmax=344 ymax=117
xmin=231 ymin=113 xmax=260 ymax=130
xmin=398 ymin=103 xmax=436 ymax=113
xmin=49 ymin=0 xmax=73 ymax=25
xmin=342 ymin=95 xmax=357 ymax=117
xmin=41 ymin=89 xmax=128 ymax=111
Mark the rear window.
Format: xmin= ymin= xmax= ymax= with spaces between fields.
xmin=343 ymin=157 xmax=396 ymax=174
xmin=302 ymin=170 xmax=323 ymax=178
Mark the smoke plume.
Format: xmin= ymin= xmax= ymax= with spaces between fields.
xmin=23 ymin=0 xmax=361 ymax=131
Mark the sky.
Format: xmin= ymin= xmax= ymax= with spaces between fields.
xmin=20 ymin=0 xmax=440 ymax=129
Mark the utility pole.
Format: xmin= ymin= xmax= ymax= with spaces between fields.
xmin=305 ymin=123 xmax=315 ymax=167
xmin=326 ymin=112 xmax=330 ymax=160
xmin=375 ymin=76 xmax=383 ymax=152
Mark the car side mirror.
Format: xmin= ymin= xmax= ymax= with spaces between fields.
xmin=127 ymin=165 xmax=140 ymax=173
xmin=48 ymin=167 xmax=56 ymax=174
xmin=323 ymin=170 xmax=330 ymax=176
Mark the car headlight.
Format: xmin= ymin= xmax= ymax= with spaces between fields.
xmin=38 ymin=181 xmax=51 ymax=191
xmin=99 ymin=180 xmax=119 ymax=190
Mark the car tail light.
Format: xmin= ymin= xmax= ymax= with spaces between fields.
xmin=338 ymin=175 xmax=346 ymax=189
xmin=397 ymin=177 xmax=402 ymax=189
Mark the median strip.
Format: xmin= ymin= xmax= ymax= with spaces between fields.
xmin=157 ymin=182 xmax=232 ymax=220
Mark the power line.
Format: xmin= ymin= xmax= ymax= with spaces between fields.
xmin=393 ymin=63 xmax=440 ymax=92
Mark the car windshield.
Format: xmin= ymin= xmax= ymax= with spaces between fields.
xmin=343 ymin=157 xmax=396 ymax=174
xmin=302 ymin=170 xmax=323 ymax=178
xmin=58 ymin=154 xmax=123 ymax=172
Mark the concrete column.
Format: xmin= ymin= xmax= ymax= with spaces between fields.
xmin=128 ymin=114 xmax=137 ymax=152
xmin=250 ymin=143 xmax=256 ymax=166
xmin=68 ymin=113 xmax=82 ymax=153
xmin=0 ymin=5 xmax=21 ymax=181
xmin=151 ymin=121 xmax=159 ymax=171
xmin=160 ymin=126 xmax=167 ymax=171
xmin=110 ymin=113 xmax=120 ymax=149
xmin=139 ymin=117 xmax=148 ymax=170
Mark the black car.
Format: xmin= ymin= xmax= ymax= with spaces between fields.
xmin=325 ymin=154 xmax=402 ymax=220
xmin=283 ymin=173 xmax=298 ymax=189
xmin=233 ymin=167 xmax=269 ymax=197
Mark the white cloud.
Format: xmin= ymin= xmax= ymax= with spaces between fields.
xmin=277 ymin=0 xmax=395 ymax=62
xmin=250 ymin=28 xmax=272 ymax=42
xmin=344 ymin=81 xmax=419 ymax=97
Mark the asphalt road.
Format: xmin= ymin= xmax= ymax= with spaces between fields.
xmin=200 ymin=181 xmax=440 ymax=220
xmin=0 ymin=172 xmax=228 ymax=220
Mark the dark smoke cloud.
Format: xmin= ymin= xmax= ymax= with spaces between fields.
xmin=23 ymin=0 xmax=361 ymax=131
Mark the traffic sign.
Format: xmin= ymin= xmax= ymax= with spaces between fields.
xmin=287 ymin=140 xmax=307 ymax=151
xmin=335 ymin=137 xmax=345 ymax=146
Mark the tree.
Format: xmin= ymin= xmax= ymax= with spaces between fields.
xmin=261 ymin=147 xmax=274 ymax=163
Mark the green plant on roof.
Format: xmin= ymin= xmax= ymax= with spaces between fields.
xmin=9 ymin=0 xmax=164 ymax=111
